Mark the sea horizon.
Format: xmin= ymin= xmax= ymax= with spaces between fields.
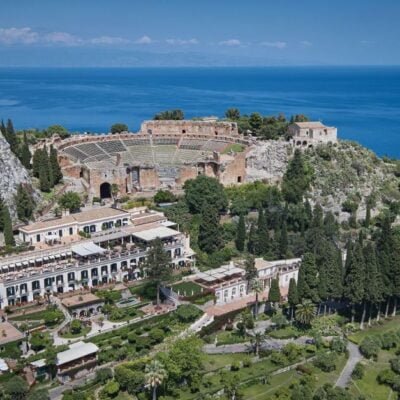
xmin=0 ymin=65 xmax=399 ymax=157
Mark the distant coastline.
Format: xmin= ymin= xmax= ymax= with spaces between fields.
xmin=0 ymin=66 xmax=399 ymax=156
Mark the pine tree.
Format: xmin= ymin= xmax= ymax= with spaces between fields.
xmin=235 ymin=213 xmax=246 ymax=252
xmin=49 ymin=145 xmax=62 ymax=185
xmin=247 ymin=222 xmax=257 ymax=254
xmin=288 ymin=278 xmax=299 ymax=321
xmin=344 ymin=241 xmax=365 ymax=323
xmin=15 ymin=184 xmax=35 ymax=222
xmin=255 ymin=208 xmax=269 ymax=255
xmin=297 ymin=252 xmax=320 ymax=303
xmin=268 ymin=278 xmax=281 ymax=307
xmin=19 ymin=132 xmax=32 ymax=169
xmin=2 ymin=206 xmax=14 ymax=246
xmin=198 ymin=205 xmax=222 ymax=253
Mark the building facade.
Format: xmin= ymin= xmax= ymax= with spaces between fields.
xmin=288 ymin=122 xmax=337 ymax=148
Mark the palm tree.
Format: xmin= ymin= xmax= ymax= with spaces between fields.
xmin=145 ymin=360 xmax=167 ymax=400
xmin=250 ymin=332 xmax=266 ymax=356
xmin=295 ymin=301 xmax=316 ymax=327
xmin=251 ymin=279 xmax=263 ymax=319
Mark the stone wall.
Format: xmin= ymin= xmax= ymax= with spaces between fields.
xmin=141 ymin=120 xmax=239 ymax=136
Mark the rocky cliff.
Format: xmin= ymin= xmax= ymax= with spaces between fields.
xmin=0 ymin=132 xmax=37 ymax=217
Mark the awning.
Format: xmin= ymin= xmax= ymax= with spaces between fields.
xmin=71 ymin=242 xmax=106 ymax=257
xmin=131 ymin=226 xmax=180 ymax=242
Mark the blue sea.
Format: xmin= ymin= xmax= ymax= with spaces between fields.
xmin=0 ymin=66 xmax=399 ymax=157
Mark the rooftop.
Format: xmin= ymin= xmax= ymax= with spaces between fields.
xmin=131 ymin=226 xmax=181 ymax=242
xmin=0 ymin=322 xmax=24 ymax=345
xmin=20 ymin=207 xmax=129 ymax=233
xmin=61 ymin=293 xmax=103 ymax=309
xmin=294 ymin=121 xmax=331 ymax=129
xmin=196 ymin=263 xmax=244 ymax=283
xmin=57 ymin=341 xmax=99 ymax=366
xmin=254 ymin=257 xmax=302 ymax=271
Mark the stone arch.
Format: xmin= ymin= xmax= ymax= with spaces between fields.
xmin=302 ymin=141 xmax=307 ymax=146
xmin=100 ymin=182 xmax=111 ymax=199
xmin=296 ymin=141 xmax=301 ymax=146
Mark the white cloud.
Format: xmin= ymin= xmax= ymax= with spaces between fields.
xmin=166 ymin=38 xmax=199 ymax=45
xmin=300 ymin=40 xmax=312 ymax=47
xmin=0 ymin=27 xmax=39 ymax=44
xmin=44 ymin=31 xmax=83 ymax=46
xmin=260 ymin=41 xmax=287 ymax=49
xmin=135 ymin=35 xmax=153 ymax=44
xmin=219 ymin=39 xmax=241 ymax=46
xmin=90 ymin=36 xmax=130 ymax=45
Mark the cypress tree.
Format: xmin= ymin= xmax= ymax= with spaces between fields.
xmin=2 ymin=206 xmax=14 ymax=246
xmin=278 ymin=220 xmax=288 ymax=258
xmin=32 ymin=148 xmax=43 ymax=178
xmin=255 ymin=208 xmax=269 ymax=255
xmin=5 ymin=118 xmax=17 ymax=154
xmin=49 ymin=145 xmax=62 ymax=185
xmin=268 ymin=278 xmax=281 ymax=307
xmin=198 ymin=205 xmax=222 ymax=253
xmin=365 ymin=202 xmax=371 ymax=228
xmin=235 ymin=213 xmax=246 ymax=252
xmin=15 ymin=184 xmax=35 ymax=222
xmin=247 ymin=222 xmax=257 ymax=254
xmin=297 ymin=252 xmax=320 ymax=303
xmin=39 ymin=160 xmax=51 ymax=192
xmin=0 ymin=197 xmax=4 ymax=231
xmin=344 ymin=241 xmax=365 ymax=323
xmin=0 ymin=120 xmax=5 ymax=135
xmin=244 ymin=255 xmax=257 ymax=294
xmin=363 ymin=243 xmax=383 ymax=325
xmin=19 ymin=132 xmax=32 ymax=169
xmin=390 ymin=231 xmax=400 ymax=317
xmin=288 ymin=278 xmax=299 ymax=321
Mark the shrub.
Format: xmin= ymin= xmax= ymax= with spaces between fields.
xmin=313 ymin=353 xmax=337 ymax=372
xmin=95 ymin=367 xmax=113 ymax=384
xmin=127 ymin=332 xmax=138 ymax=344
xmin=330 ymin=337 xmax=347 ymax=354
xmin=174 ymin=304 xmax=202 ymax=323
xmin=230 ymin=361 xmax=240 ymax=371
xmin=270 ymin=351 xmax=287 ymax=366
xmin=149 ymin=328 xmax=165 ymax=344
xmin=377 ymin=369 xmax=397 ymax=386
xmin=381 ymin=332 xmax=398 ymax=350
xmin=100 ymin=380 xmax=119 ymax=399
xmin=352 ymin=362 xmax=365 ymax=380
xmin=390 ymin=357 xmax=400 ymax=374
xmin=360 ymin=336 xmax=382 ymax=359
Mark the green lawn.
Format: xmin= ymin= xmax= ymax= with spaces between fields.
xmin=348 ymin=316 xmax=400 ymax=344
xmin=170 ymin=281 xmax=203 ymax=297
xmin=201 ymin=353 xmax=249 ymax=372
xmin=348 ymin=348 xmax=395 ymax=400
xmin=268 ymin=326 xmax=301 ymax=339
xmin=60 ymin=325 xmax=91 ymax=338
xmin=10 ymin=309 xmax=52 ymax=321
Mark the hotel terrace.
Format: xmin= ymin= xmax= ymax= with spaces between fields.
xmin=0 ymin=207 xmax=195 ymax=308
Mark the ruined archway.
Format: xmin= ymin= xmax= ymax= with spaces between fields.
xmin=100 ymin=182 xmax=111 ymax=199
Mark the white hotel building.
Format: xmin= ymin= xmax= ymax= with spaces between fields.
xmin=0 ymin=207 xmax=195 ymax=308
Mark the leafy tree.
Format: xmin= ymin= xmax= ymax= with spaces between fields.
xmin=15 ymin=184 xmax=35 ymax=222
xmin=2 ymin=205 xmax=14 ymax=246
xmin=225 ymin=108 xmax=240 ymax=120
xmin=154 ymin=109 xmax=184 ymax=120
xmin=359 ymin=336 xmax=381 ymax=359
xmin=174 ymin=304 xmax=201 ymax=323
xmin=154 ymin=189 xmax=176 ymax=204
xmin=144 ymin=238 xmax=171 ymax=305
xmin=288 ymin=278 xmax=299 ymax=321
xmin=198 ymin=204 xmax=222 ymax=253
xmin=46 ymin=124 xmax=69 ymax=139
xmin=297 ymin=252 xmax=319 ymax=303
xmin=281 ymin=149 xmax=313 ymax=204
xmin=313 ymin=352 xmax=337 ymax=372
xmin=95 ymin=367 xmax=113 ymax=384
xmin=249 ymin=112 xmax=263 ymax=133
xmin=110 ymin=123 xmax=128 ymax=134
xmin=27 ymin=388 xmax=50 ymax=400
xmin=3 ymin=375 xmax=28 ymax=400
xmin=70 ymin=319 xmax=82 ymax=334
xmin=101 ymin=380 xmax=120 ymax=398
xmin=235 ymin=213 xmax=246 ymax=251
xmin=183 ymin=175 xmax=227 ymax=214
xmin=58 ymin=191 xmax=81 ymax=212
xmin=268 ymin=278 xmax=281 ymax=307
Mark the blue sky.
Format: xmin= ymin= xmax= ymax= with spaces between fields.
xmin=0 ymin=0 xmax=399 ymax=66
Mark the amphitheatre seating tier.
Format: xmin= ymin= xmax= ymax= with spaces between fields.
xmin=63 ymin=146 xmax=88 ymax=162
xmin=124 ymin=138 xmax=151 ymax=146
xmin=202 ymin=140 xmax=229 ymax=152
xmin=97 ymin=140 xmax=128 ymax=154
xmin=180 ymin=139 xmax=208 ymax=150
xmin=75 ymin=143 xmax=108 ymax=159
xmin=125 ymin=146 xmax=155 ymax=164
xmin=153 ymin=145 xmax=178 ymax=165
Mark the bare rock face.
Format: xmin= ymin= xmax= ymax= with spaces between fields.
xmin=0 ymin=132 xmax=37 ymax=217
xmin=246 ymin=140 xmax=291 ymax=183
